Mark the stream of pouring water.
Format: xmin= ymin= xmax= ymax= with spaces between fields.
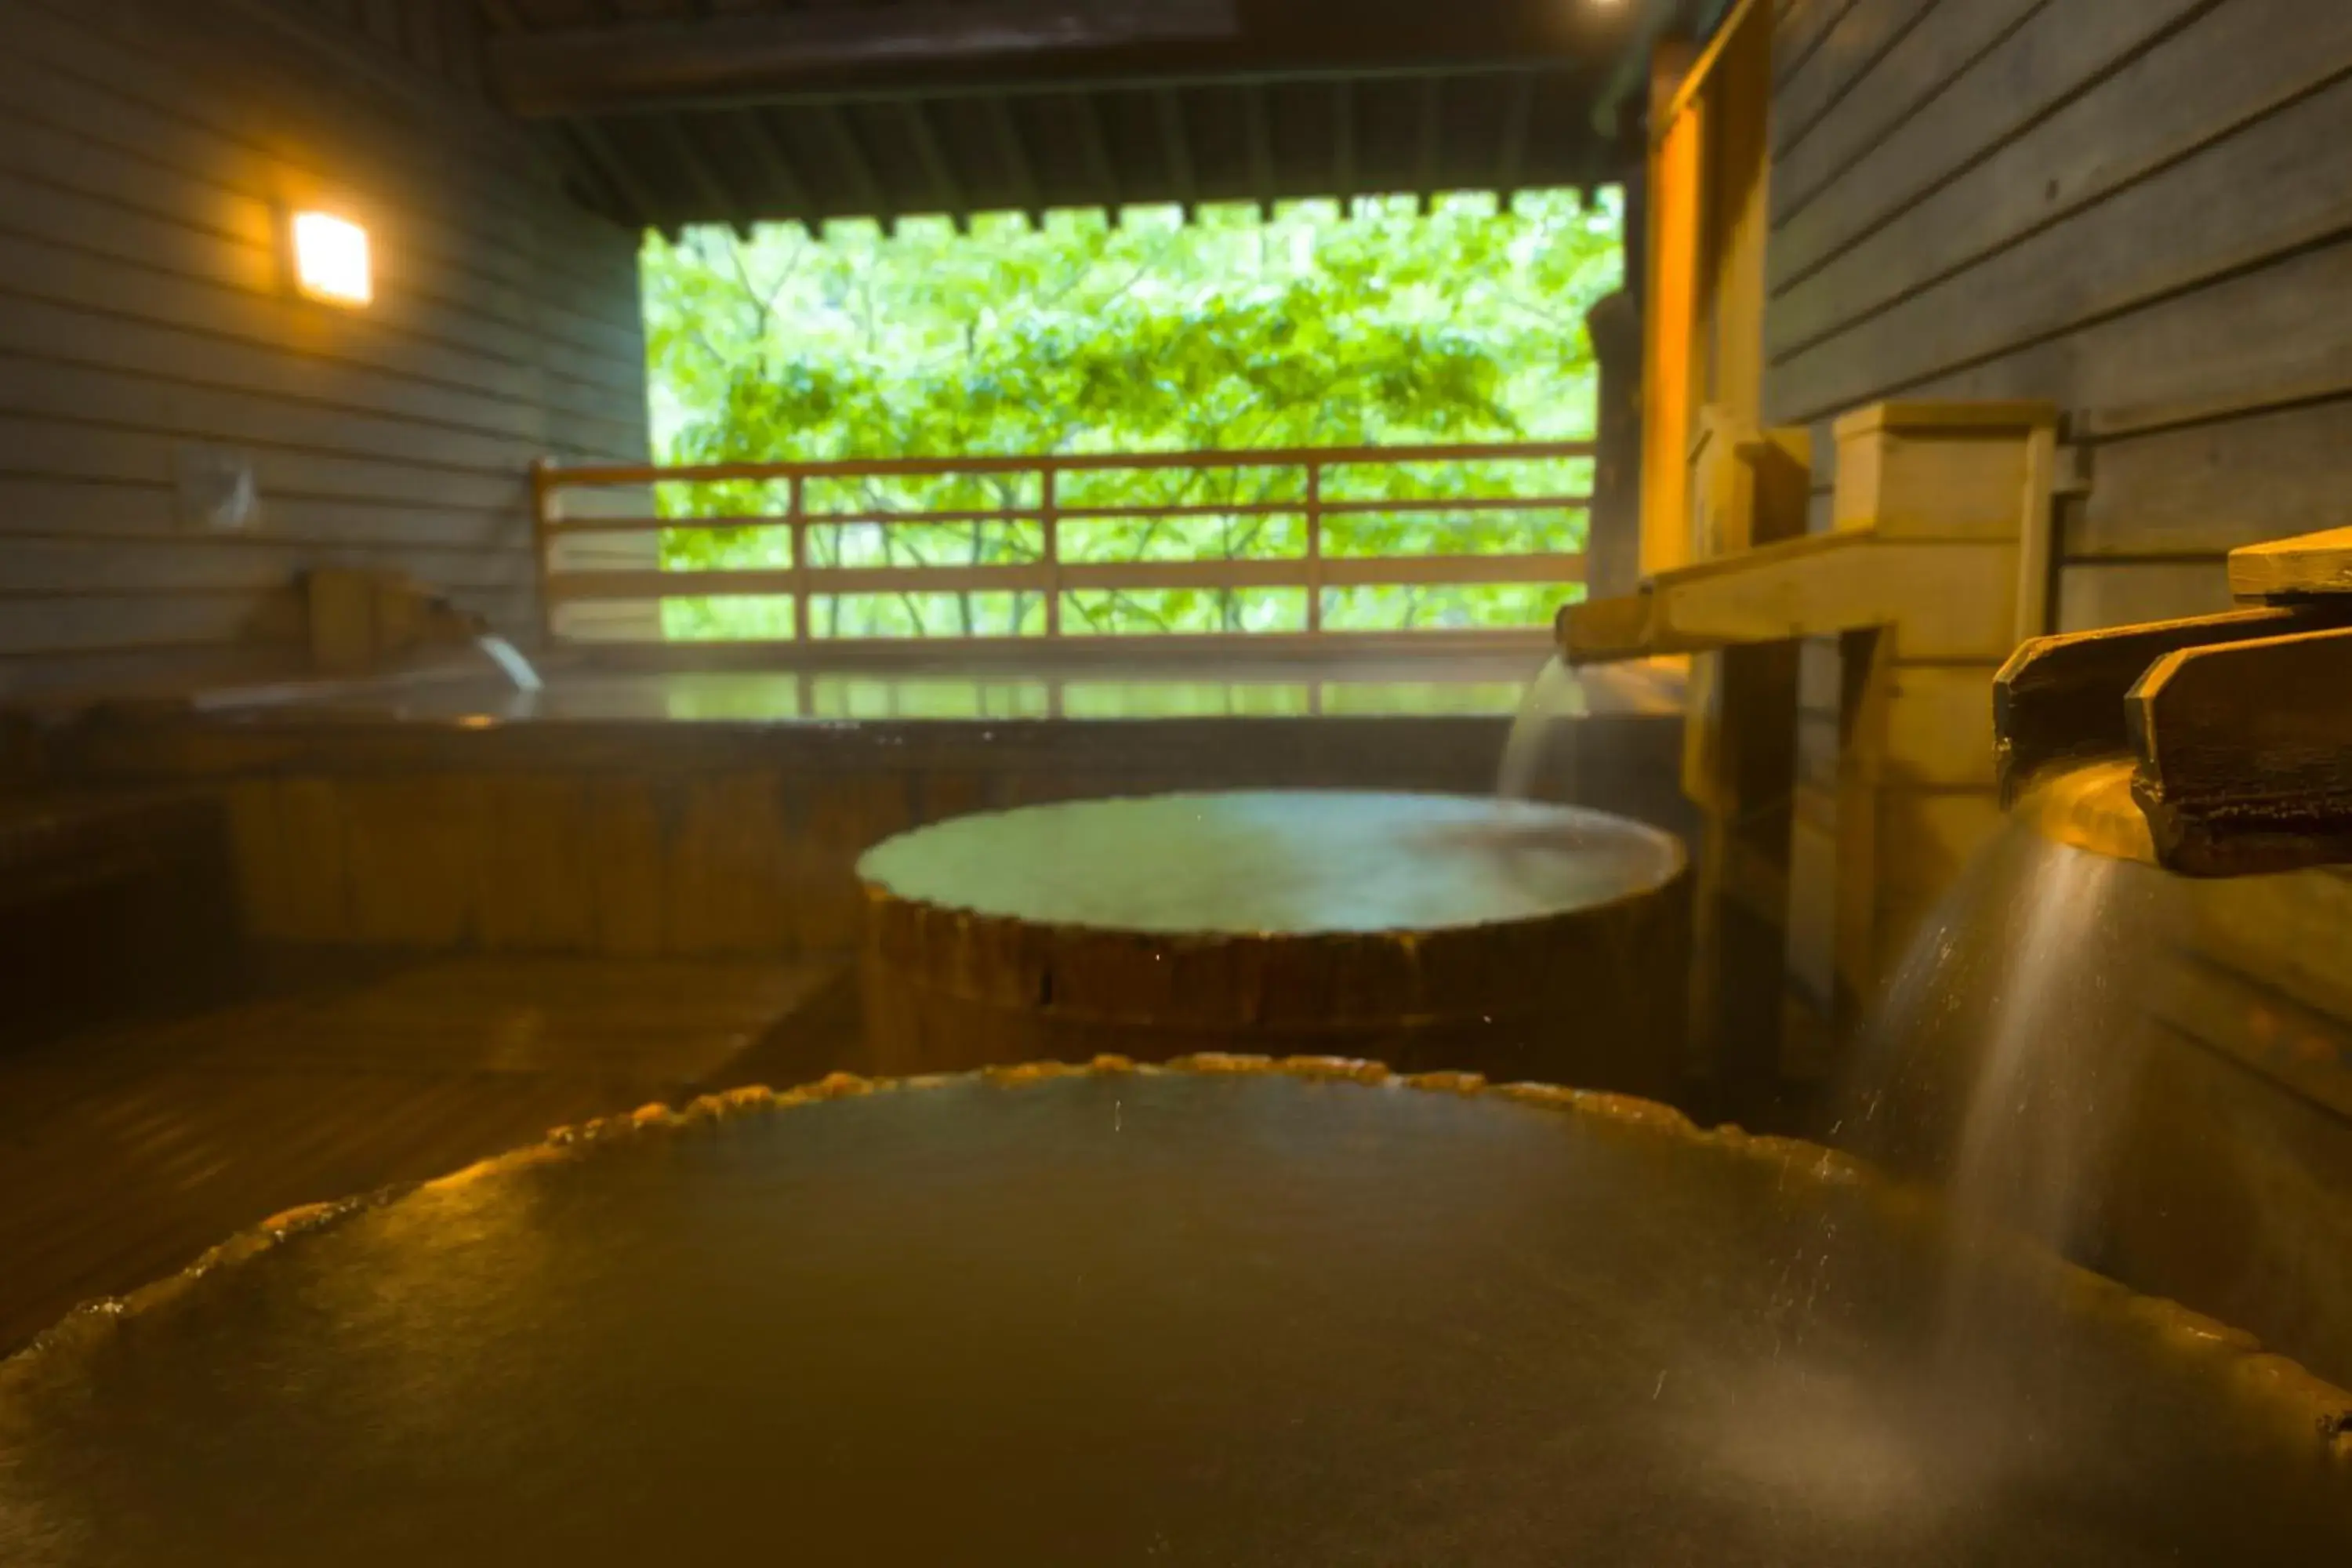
xmin=1497 ymin=654 xmax=1581 ymax=801
xmin=1836 ymin=809 xmax=2171 ymax=1400
xmin=476 ymin=633 xmax=544 ymax=695
xmin=1725 ymin=815 xmax=2174 ymax=1506
xmin=1941 ymin=839 xmax=2129 ymax=1269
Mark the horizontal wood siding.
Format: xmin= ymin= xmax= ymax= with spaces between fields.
xmin=0 ymin=0 xmax=648 ymax=699
xmin=1760 ymin=0 xmax=2352 ymax=1381
xmin=1762 ymin=0 xmax=2352 ymax=632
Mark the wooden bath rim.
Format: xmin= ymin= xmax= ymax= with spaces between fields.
xmin=5 ymin=1054 xmax=2347 ymax=1461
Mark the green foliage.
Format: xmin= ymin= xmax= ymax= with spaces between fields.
xmin=641 ymin=191 xmax=1622 ymax=639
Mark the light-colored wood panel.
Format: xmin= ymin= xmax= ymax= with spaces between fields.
xmin=1882 ymin=662 xmax=1999 ymax=788
xmin=0 ymin=477 xmax=529 ymax=551
xmin=0 ymin=590 xmax=301 ymax=655
xmin=0 ymin=578 xmax=529 ymax=659
xmin=1873 ymin=786 xmax=2002 ymax=901
xmin=1769 ymin=71 xmax=2352 ymax=423
xmin=0 ymin=414 xmax=527 ymax=511
xmin=0 ymin=352 xmax=545 ymax=479
xmin=1834 ymin=235 xmax=2352 ymax=443
xmin=2067 ymin=398 xmax=2352 ymax=558
xmin=1768 ymin=0 xmax=2215 ymax=293
xmin=0 ymin=228 xmax=645 ymax=435
xmin=1832 ymin=428 xmax=2031 ymax=539
xmin=1669 ymin=536 xmax=2020 ymax=661
xmin=0 ymin=292 xmax=561 ymax=449
xmin=2056 ymin=560 xmax=2232 ymax=633
xmin=1769 ymin=0 xmax=2040 ymax=226
xmin=0 ymin=161 xmax=646 ymax=395
xmin=0 ymin=535 xmax=527 ymax=596
xmin=0 ymin=641 xmax=297 ymax=697
xmin=1773 ymin=0 xmax=1936 ymax=156
xmin=0 ymin=109 xmax=646 ymax=369
xmin=0 ymin=71 xmax=625 ymax=349
xmin=2227 ymin=526 xmax=2352 ymax=600
xmin=4 ymin=0 xmax=637 ymax=309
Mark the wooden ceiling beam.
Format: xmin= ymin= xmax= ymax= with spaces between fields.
xmin=1073 ymin=92 xmax=1120 ymax=225
xmin=728 ymin=109 xmax=816 ymax=231
xmin=1152 ymin=89 xmax=1196 ymax=222
xmin=985 ymin=96 xmax=1047 ymax=228
xmin=490 ymin=0 xmax=1241 ymax=118
xmin=647 ymin=115 xmax=750 ymax=237
xmin=1414 ymin=77 xmax=1443 ymax=214
xmin=564 ymin=119 xmax=663 ymax=234
xmin=1330 ymin=79 xmax=1356 ymax=220
xmin=820 ymin=104 xmax=894 ymax=232
xmin=1244 ymin=85 xmax=1276 ymax=220
xmin=902 ymin=101 xmax=970 ymax=230
xmin=1496 ymin=72 xmax=1536 ymax=211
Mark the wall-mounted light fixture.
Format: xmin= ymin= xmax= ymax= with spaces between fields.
xmin=290 ymin=211 xmax=373 ymax=307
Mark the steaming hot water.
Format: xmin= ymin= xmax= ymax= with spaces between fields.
xmin=0 ymin=724 xmax=2345 ymax=1559
xmin=1497 ymin=652 xmax=1583 ymax=800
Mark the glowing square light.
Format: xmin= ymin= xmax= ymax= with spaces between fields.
xmin=292 ymin=212 xmax=372 ymax=307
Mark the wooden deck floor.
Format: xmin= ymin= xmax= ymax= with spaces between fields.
xmin=0 ymin=954 xmax=862 ymax=1355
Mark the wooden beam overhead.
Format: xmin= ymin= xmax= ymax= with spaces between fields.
xmin=1244 ymin=85 xmax=1276 ymax=219
xmin=728 ymin=109 xmax=815 ymax=230
xmin=564 ymin=118 xmax=661 ymax=233
xmin=647 ymin=115 xmax=749 ymax=237
xmin=985 ymin=96 xmax=1047 ymax=227
xmin=1331 ymin=79 xmax=1356 ymax=219
xmin=902 ymin=101 xmax=970 ymax=230
xmin=1496 ymin=71 xmax=1536 ymax=209
xmin=1153 ymin=89 xmax=1197 ymax=218
xmin=1416 ymin=76 xmax=1443 ymax=213
xmin=1073 ymin=92 xmax=1120 ymax=222
xmin=490 ymin=0 xmax=1243 ymax=118
xmin=819 ymin=104 xmax=893 ymax=231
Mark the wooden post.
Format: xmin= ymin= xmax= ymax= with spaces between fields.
xmin=528 ymin=457 xmax=557 ymax=650
xmin=1305 ymin=459 xmax=1325 ymax=633
xmin=2015 ymin=420 xmax=2060 ymax=644
xmin=789 ymin=474 xmax=812 ymax=644
xmin=1041 ymin=463 xmax=1062 ymax=637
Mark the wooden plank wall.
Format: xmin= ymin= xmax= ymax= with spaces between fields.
xmin=0 ymin=0 xmax=649 ymax=701
xmin=1761 ymin=0 xmax=2352 ymax=1381
xmin=1762 ymin=0 xmax=2352 ymax=630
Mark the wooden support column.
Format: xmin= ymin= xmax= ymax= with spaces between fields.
xmin=1780 ymin=401 xmax=2056 ymax=1080
xmin=1681 ymin=411 xmax=1807 ymax=1094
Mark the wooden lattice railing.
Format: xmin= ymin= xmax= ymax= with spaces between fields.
xmin=531 ymin=441 xmax=1592 ymax=647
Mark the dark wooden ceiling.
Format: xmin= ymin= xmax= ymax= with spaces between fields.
xmin=474 ymin=1 xmax=1647 ymax=232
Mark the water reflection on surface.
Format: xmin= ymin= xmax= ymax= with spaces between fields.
xmin=230 ymin=672 xmax=1558 ymax=726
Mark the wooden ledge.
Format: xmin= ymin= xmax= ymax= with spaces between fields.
xmin=1559 ymin=526 xmax=2020 ymax=666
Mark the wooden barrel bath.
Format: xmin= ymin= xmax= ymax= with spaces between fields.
xmin=0 ymin=1062 xmax=2343 ymax=1566
xmin=856 ymin=790 xmax=1691 ymax=1095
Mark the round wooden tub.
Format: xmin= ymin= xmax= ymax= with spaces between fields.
xmin=857 ymin=790 xmax=1690 ymax=1095
xmin=0 ymin=1062 xmax=2343 ymax=1565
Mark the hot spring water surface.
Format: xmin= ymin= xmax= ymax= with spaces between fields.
xmin=0 ymin=1064 xmax=2343 ymax=1566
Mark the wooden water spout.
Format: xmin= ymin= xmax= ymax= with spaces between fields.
xmin=1561 ymin=401 xmax=2057 ymax=1075
xmin=1996 ymin=528 xmax=2352 ymax=877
